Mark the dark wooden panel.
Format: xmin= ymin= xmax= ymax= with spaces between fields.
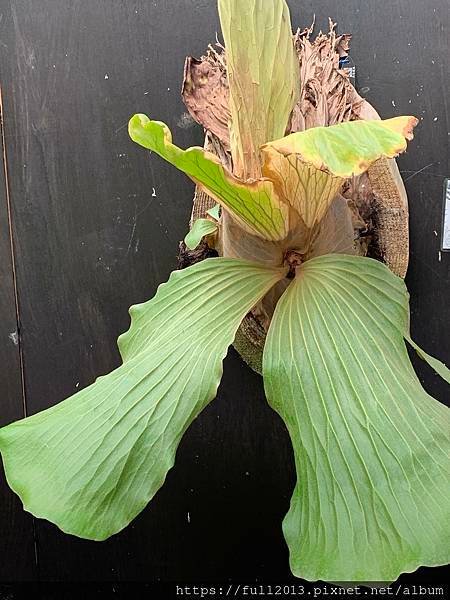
xmin=0 ymin=0 xmax=448 ymax=584
xmin=0 ymin=0 xmax=222 ymax=583
xmin=0 ymin=92 xmax=37 ymax=580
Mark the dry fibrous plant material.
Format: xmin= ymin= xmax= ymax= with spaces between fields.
xmin=0 ymin=0 xmax=449 ymax=584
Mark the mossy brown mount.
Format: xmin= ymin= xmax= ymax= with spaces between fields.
xmin=179 ymin=23 xmax=410 ymax=373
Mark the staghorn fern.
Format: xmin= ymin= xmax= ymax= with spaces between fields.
xmin=0 ymin=0 xmax=449 ymax=583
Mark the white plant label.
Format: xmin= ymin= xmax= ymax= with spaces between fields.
xmin=442 ymin=179 xmax=450 ymax=251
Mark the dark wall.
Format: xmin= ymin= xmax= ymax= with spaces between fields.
xmin=0 ymin=0 xmax=448 ymax=589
